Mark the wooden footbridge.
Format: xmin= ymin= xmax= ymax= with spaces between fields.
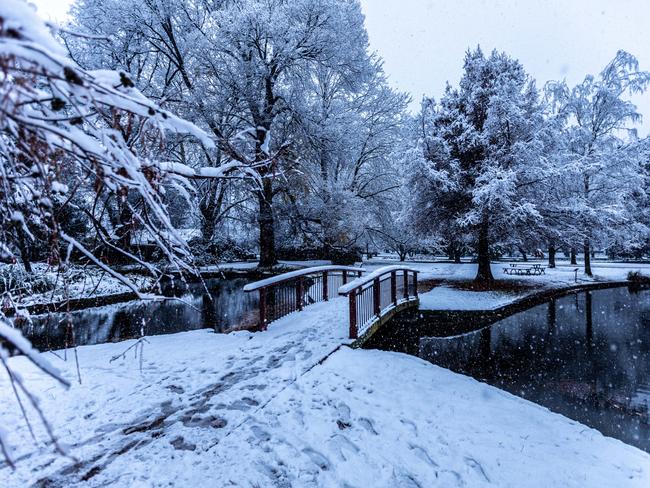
xmin=244 ymin=265 xmax=419 ymax=340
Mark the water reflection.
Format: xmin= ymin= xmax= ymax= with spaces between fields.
xmin=20 ymin=278 xmax=257 ymax=351
xmin=408 ymin=287 xmax=650 ymax=452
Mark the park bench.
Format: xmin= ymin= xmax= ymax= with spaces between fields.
xmin=502 ymin=263 xmax=546 ymax=276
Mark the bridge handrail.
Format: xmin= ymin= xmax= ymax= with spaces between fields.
xmin=338 ymin=265 xmax=419 ymax=339
xmin=243 ymin=265 xmax=364 ymax=330
xmin=243 ymin=265 xmax=364 ymax=291
xmin=338 ymin=265 xmax=419 ymax=295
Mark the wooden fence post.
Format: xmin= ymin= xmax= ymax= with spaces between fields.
xmin=413 ymin=272 xmax=418 ymax=298
xmin=323 ymin=271 xmax=329 ymax=301
xmin=403 ymin=270 xmax=408 ymax=299
xmin=373 ymin=277 xmax=381 ymax=316
xmin=296 ymin=278 xmax=303 ymax=311
xmin=259 ymin=288 xmax=267 ymax=330
xmin=391 ymin=271 xmax=397 ymax=306
xmin=342 ymin=270 xmax=348 ymax=285
xmin=349 ymin=292 xmax=357 ymax=339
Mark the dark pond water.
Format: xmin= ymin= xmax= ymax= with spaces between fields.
xmin=19 ymin=278 xmax=257 ymax=351
xmin=371 ymin=286 xmax=650 ymax=453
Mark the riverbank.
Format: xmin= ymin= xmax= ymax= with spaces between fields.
xmin=360 ymin=259 xmax=650 ymax=347
xmin=2 ymin=260 xmax=327 ymax=317
xmin=6 ymin=257 xmax=648 ymax=318
xmin=398 ymin=259 xmax=650 ymax=309
xmin=2 ymin=270 xmax=650 ymax=486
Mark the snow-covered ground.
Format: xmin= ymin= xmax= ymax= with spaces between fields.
xmin=1 ymin=263 xmax=154 ymax=309
xmin=3 ymin=268 xmax=650 ymax=486
xmin=1 ymin=299 xmax=351 ymax=486
xmin=363 ymin=256 xmax=650 ymax=283
xmin=419 ymin=286 xmax=518 ymax=311
xmin=363 ymin=258 xmax=650 ymax=312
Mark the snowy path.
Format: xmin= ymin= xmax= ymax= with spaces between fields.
xmin=1 ymin=300 xmax=351 ymax=486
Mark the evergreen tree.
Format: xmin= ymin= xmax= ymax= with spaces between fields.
xmin=410 ymin=48 xmax=553 ymax=282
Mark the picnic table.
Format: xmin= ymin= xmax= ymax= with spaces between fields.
xmin=502 ymin=263 xmax=546 ymax=276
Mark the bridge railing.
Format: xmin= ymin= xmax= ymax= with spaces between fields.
xmin=338 ymin=265 xmax=419 ymax=339
xmin=243 ymin=265 xmax=364 ymax=330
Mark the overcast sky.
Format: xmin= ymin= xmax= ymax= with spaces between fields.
xmin=33 ymin=0 xmax=650 ymax=135
xmin=359 ymin=0 xmax=650 ymax=134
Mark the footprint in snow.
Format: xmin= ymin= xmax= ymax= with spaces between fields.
xmin=464 ymin=456 xmax=490 ymax=483
xmin=400 ymin=418 xmax=418 ymax=435
xmin=358 ymin=417 xmax=378 ymax=435
xmin=170 ymin=436 xmax=196 ymax=451
xmin=328 ymin=434 xmax=359 ymax=461
xmin=302 ymin=448 xmax=331 ymax=471
xmin=336 ymin=402 xmax=351 ymax=422
xmin=250 ymin=425 xmax=272 ymax=442
xmin=408 ymin=444 xmax=438 ymax=468
xmin=227 ymin=397 xmax=259 ymax=411
xmin=392 ymin=471 xmax=423 ymax=488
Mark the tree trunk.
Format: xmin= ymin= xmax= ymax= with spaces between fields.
xmin=454 ymin=249 xmax=462 ymax=264
xmin=583 ymin=239 xmax=592 ymax=276
xmin=257 ymin=179 xmax=277 ymax=268
xmin=548 ymin=244 xmax=556 ymax=268
xmin=570 ymin=248 xmax=577 ymax=265
xmin=19 ymin=248 xmax=32 ymax=273
xmin=518 ymin=247 xmax=528 ymax=262
xmin=475 ymin=220 xmax=494 ymax=283
xmin=116 ymin=194 xmax=133 ymax=254
xmin=201 ymin=215 xmax=216 ymax=244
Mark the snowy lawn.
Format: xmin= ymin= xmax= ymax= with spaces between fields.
xmin=419 ymin=285 xmax=519 ymax=311
xmin=215 ymin=348 xmax=650 ymax=487
xmin=362 ymin=259 xmax=650 ymax=312
xmin=3 ymin=287 xmax=650 ymax=486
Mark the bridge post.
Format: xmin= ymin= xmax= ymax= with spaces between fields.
xmin=373 ymin=278 xmax=381 ymax=316
xmin=403 ymin=270 xmax=408 ymax=299
xmin=413 ymin=272 xmax=418 ymax=298
xmin=323 ymin=271 xmax=329 ymax=301
xmin=296 ymin=278 xmax=303 ymax=311
xmin=342 ymin=270 xmax=348 ymax=285
xmin=391 ymin=271 xmax=397 ymax=306
xmin=349 ymin=292 xmax=357 ymax=339
xmin=259 ymin=288 xmax=267 ymax=330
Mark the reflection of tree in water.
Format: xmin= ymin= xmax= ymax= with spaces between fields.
xmin=21 ymin=277 xmax=258 ymax=348
xmin=419 ymin=287 xmax=650 ymax=452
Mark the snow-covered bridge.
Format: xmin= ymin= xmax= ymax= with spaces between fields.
xmin=244 ymin=265 xmax=420 ymax=341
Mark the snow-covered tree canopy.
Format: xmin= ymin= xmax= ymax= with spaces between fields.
xmin=409 ymin=48 xmax=558 ymax=281
xmin=67 ymin=0 xmax=402 ymax=267
xmin=0 ymin=0 xmax=221 ymax=283
xmin=0 ymin=0 xmax=227 ymax=461
xmin=545 ymin=50 xmax=650 ymax=274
